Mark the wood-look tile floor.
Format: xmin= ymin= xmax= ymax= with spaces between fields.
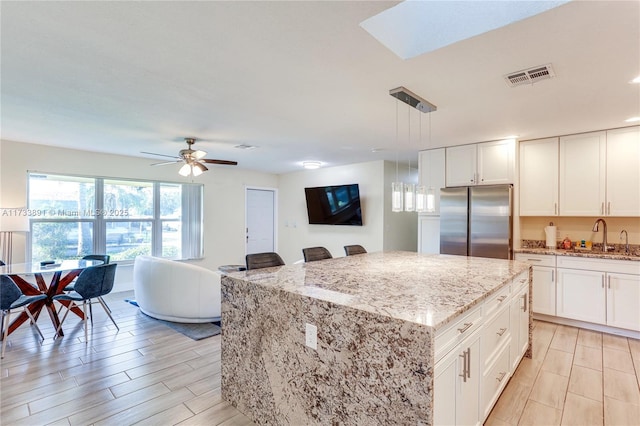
xmin=486 ymin=321 xmax=640 ymax=426
xmin=0 ymin=290 xmax=253 ymax=425
xmin=2 ymin=292 xmax=639 ymax=425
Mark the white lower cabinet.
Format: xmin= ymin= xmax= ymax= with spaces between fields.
xmin=515 ymin=254 xmax=556 ymax=316
xmin=606 ymin=273 xmax=640 ymax=331
xmin=435 ymin=270 xmax=531 ymax=425
xmin=557 ymin=268 xmax=606 ymax=324
xmin=434 ymin=329 xmax=481 ymax=426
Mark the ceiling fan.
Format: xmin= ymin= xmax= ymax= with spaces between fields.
xmin=143 ymin=137 xmax=238 ymax=177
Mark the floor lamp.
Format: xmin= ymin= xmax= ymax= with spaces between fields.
xmin=0 ymin=209 xmax=30 ymax=265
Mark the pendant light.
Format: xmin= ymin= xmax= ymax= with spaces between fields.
xmin=404 ymin=103 xmax=415 ymax=212
xmin=415 ymin=112 xmax=428 ymax=213
xmin=389 ymin=87 xmax=437 ymax=213
xmin=391 ymin=99 xmax=404 ymax=212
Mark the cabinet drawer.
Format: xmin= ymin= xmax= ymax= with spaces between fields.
xmin=483 ymin=285 xmax=511 ymax=319
xmin=481 ymin=305 xmax=511 ymax=369
xmin=480 ymin=342 xmax=511 ymax=421
xmin=435 ymin=305 xmax=482 ymax=363
xmin=556 ymin=256 xmax=640 ymax=275
xmin=515 ymin=253 xmax=556 ymax=268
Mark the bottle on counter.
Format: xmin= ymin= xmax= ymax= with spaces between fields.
xmin=562 ymin=236 xmax=572 ymax=250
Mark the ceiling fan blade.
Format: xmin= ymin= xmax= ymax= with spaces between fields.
xmin=150 ymin=160 xmax=182 ymax=166
xmin=201 ymin=159 xmax=238 ymax=166
xmin=141 ymin=151 xmax=180 ymax=160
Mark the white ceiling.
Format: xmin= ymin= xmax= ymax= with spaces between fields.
xmin=1 ymin=1 xmax=639 ymax=175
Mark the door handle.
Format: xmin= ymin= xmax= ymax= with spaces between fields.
xmin=522 ymin=293 xmax=528 ymax=312
xmin=457 ymin=322 xmax=473 ymax=334
xmin=608 ymin=275 xmax=611 ymax=289
xmin=551 ymin=270 xmax=554 ymax=282
xmin=497 ymin=327 xmax=507 ymax=337
xmin=607 ymin=202 xmax=611 ymax=215
xmin=496 ymin=371 xmax=507 ymax=383
xmin=459 ymin=350 xmax=467 ymax=383
xmin=466 ymin=347 xmax=471 ymax=379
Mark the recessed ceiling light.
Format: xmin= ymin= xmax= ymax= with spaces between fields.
xmin=302 ymin=161 xmax=322 ymax=170
xmin=234 ymin=144 xmax=258 ymax=150
xmin=371 ymin=148 xmax=386 ymax=153
xmin=630 ymin=76 xmax=640 ymax=84
xmin=624 ymin=117 xmax=640 ymax=123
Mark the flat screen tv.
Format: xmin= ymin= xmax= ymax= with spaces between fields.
xmin=304 ymin=183 xmax=362 ymax=226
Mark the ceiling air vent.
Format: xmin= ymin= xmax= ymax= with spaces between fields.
xmin=504 ymin=64 xmax=555 ymax=87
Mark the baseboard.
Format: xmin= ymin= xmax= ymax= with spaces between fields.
xmin=533 ymin=313 xmax=640 ymax=340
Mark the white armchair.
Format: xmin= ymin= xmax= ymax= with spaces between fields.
xmin=133 ymin=255 xmax=221 ymax=323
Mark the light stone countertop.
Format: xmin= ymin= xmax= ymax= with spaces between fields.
xmin=515 ymin=247 xmax=640 ymax=262
xmin=224 ymin=251 xmax=530 ymax=331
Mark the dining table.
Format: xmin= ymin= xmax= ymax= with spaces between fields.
xmin=0 ymin=259 xmax=104 ymax=338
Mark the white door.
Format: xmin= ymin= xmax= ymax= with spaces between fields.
xmin=418 ymin=216 xmax=440 ymax=254
xmin=246 ymin=188 xmax=276 ymax=255
xmin=557 ymin=268 xmax=606 ymax=324
xmin=607 ymin=273 xmax=640 ymax=331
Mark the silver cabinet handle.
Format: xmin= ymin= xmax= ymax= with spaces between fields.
xmin=607 ymin=202 xmax=611 ymax=215
xmin=602 ymin=275 xmax=605 ymax=288
xmin=466 ymin=347 xmax=471 ymax=379
xmin=608 ymin=275 xmax=611 ymax=289
xmin=554 ymin=203 xmax=557 ymax=215
xmin=601 ymin=202 xmax=604 ymax=215
xmin=522 ymin=293 xmax=528 ymax=312
xmin=457 ymin=322 xmax=473 ymax=334
xmin=459 ymin=350 xmax=468 ymax=382
xmin=497 ymin=327 xmax=507 ymax=337
xmin=497 ymin=295 xmax=507 ymax=303
xmin=551 ymin=270 xmax=554 ymax=282
xmin=526 ymin=258 xmax=541 ymax=262
xmin=496 ymin=371 xmax=507 ymax=382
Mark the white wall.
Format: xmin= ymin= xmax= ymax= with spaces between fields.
xmin=0 ymin=139 xmax=278 ymax=291
xmin=277 ymin=160 xmax=417 ymax=264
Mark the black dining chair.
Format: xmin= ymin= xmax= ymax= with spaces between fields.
xmin=246 ymin=252 xmax=285 ymax=270
xmin=344 ymin=245 xmax=367 ymax=256
xmin=0 ymin=260 xmax=5 ymax=266
xmin=53 ymin=263 xmax=118 ymax=343
xmin=302 ymin=247 xmax=333 ymax=262
xmin=61 ymin=254 xmax=111 ymax=312
xmin=1 ymin=275 xmax=48 ymax=358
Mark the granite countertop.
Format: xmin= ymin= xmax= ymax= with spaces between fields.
xmin=224 ymin=251 xmax=530 ymax=331
xmin=515 ymin=247 xmax=640 ymax=262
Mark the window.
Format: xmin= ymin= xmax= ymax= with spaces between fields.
xmin=28 ymin=173 xmax=203 ymax=262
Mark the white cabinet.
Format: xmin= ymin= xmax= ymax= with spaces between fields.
xmin=510 ymin=282 xmax=530 ymax=371
xmin=515 ymin=254 xmax=556 ymax=316
xmin=606 ymin=126 xmax=640 ymax=216
xmin=559 ymin=131 xmax=606 ymax=216
xmin=557 ymin=268 xmax=606 ymax=324
xmin=418 ymin=148 xmax=445 ymax=215
xmin=446 ymin=139 xmax=515 ymax=187
xmin=418 ymin=216 xmax=440 ymax=254
xmin=519 ymin=138 xmax=558 ymax=216
xmin=556 ymin=257 xmax=640 ymax=331
xmin=606 ymin=273 xmax=640 ymax=331
xmin=434 ymin=329 xmax=481 ymax=426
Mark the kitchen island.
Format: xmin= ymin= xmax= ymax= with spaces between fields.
xmin=221 ymin=251 xmax=532 ymax=425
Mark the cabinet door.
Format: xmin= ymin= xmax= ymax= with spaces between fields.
xmin=607 ymin=273 xmax=640 ymax=331
xmin=606 ymin=126 xmax=640 ymax=216
xmin=446 ymin=144 xmax=477 ymax=187
xmin=477 ymin=139 xmax=515 ymax=185
xmin=519 ymin=138 xmax=558 ymax=216
xmin=557 ymin=269 xmax=606 ymax=324
xmin=418 ymin=216 xmax=440 ymax=254
xmin=532 ymin=266 xmax=556 ymax=316
xmin=456 ymin=333 xmax=481 ymax=426
xmin=418 ymin=148 xmax=446 ymax=214
xmin=434 ymin=351 xmax=457 ymax=426
xmin=559 ymin=132 xmax=606 ymax=216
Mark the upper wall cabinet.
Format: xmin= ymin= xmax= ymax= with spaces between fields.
xmin=446 ymin=139 xmax=515 ymax=187
xmin=520 ymin=126 xmax=639 ymax=217
xmin=519 ymin=138 xmax=559 ymax=216
xmin=559 ymin=131 xmax=606 ymax=216
xmin=418 ymin=148 xmax=445 ymax=215
xmin=606 ymin=126 xmax=640 ymax=216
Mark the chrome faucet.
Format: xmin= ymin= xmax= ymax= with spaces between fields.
xmin=592 ymin=218 xmax=609 ymax=252
xmin=620 ymin=230 xmax=629 ymax=253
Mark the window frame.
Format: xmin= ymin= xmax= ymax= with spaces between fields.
xmin=27 ymin=172 xmax=204 ymax=263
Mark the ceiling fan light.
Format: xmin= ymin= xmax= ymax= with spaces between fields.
xmin=192 ymin=166 xmax=203 ymax=177
xmin=179 ymin=163 xmax=192 ymax=176
xmin=193 ymin=150 xmax=207 ymax=160
xmin=194 ymin=162 xmax=208 ymax=173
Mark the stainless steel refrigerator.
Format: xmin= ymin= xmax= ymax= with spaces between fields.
xmin=439 ymin=185 xmax=513 ymax=259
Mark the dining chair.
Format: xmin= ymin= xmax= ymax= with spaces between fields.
xmin=302 ymin=246 xmax=333 ymax=262
xmin=344 ymin=245 xmax=367 ymax=256
xmin=0 ymin=260 xmax=5 ymax=266
xmin=245 ymin=252 xmax=285 ymax=270
xmin=1 ymin=275 xmax=48 ymax=358
xmin=61 ymin=254 xmax=111 ymax=313
xmin=53 ymin=263 xmax=118 ymax=343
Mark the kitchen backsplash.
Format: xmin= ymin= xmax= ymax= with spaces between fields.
xmin=521 ymin=239 xmax=640 ymax=256
xmin=519 ymin=216 xmax=639 ymax=246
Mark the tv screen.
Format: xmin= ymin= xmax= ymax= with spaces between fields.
xmin=304 ymin=184 xmax=362 ymax=226
xmin=304 ymin=183 xmax=362 ymax=226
